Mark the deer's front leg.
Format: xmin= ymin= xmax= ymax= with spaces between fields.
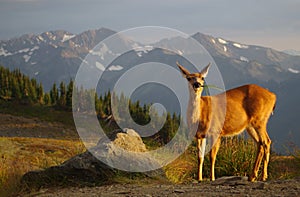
xmin=197 ymin=138 xmax=206 ymax=182
xmin=210 ymin=137 xmax=221 ymax=181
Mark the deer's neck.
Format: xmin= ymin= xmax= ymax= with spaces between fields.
xmin=187 ymin=90 xmax=202 ymax=127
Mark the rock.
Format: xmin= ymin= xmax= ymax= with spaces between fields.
xmin=174 ymin=189 xmax=185 ymax=193
xmin=253 ymin=182 xmax=267 ymax=190
xmin=21 ymin=129 xmax=165 ymax=190
xmin=113 ymin=129 xmax=147 ymax=152
xmin=124 ymin=128 xmax=142 ymax=138
xmin=92 ymin=128 xmax=162 ymax=172
xmin=211 ymin=176 xmax=249 ymax=186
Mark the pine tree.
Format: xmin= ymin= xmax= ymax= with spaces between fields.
xmin=58 ymin=81 xmax=66 ymax=107
xmin=11 ymin=77 xmax=22 ymax=101
xmin=36 ymin=83 xmax=44 ymax=104
xmin=66 ymin=79 xmax=74 ymax=109
xmin=43 ymin=93 xmax=51 ymax=105
xmin=28 ymin=78 xmax=37 ymax=103
xmin=50 ymin=83 xmax=58 ymax=105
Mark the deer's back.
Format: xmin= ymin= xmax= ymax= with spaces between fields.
xmin=201 ymin=84 xmax=276 ymax=137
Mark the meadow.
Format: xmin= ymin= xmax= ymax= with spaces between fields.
xmin=0 ymin=102 xmax=299 ymax=196
xmin=0 ymin=128 xmax=299 ymax=196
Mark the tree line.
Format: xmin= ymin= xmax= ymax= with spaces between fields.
xmin=0 ymin=65 xmax=181 ymax=145
xmin=0 ymin=66 xmax=72 ymax=107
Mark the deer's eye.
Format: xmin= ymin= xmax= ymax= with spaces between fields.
xmin=201 ymin=77 xmax=204 ymax=80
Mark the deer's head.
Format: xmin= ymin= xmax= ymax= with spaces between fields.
xmin=177 ymin=62 xmax=210 ymax=94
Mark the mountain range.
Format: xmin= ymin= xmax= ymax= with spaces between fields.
xmin=0 ymin=27 xmax=299 ymax=153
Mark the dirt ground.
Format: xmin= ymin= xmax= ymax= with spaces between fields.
xmin=33 ymin=177 xmax=300 ymax=197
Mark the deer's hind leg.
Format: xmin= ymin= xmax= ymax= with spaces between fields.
xmin=257 ymin=125 xmax=271 ymax=181
xmin=247 ymin=124 xmax=271 ymax=182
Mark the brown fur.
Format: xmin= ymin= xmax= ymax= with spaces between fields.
xmin=177 ymin=62 xmax=276 ymax=182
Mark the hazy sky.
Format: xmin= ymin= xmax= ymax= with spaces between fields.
xmin=0 ymin=0 xmax=299 ymax=51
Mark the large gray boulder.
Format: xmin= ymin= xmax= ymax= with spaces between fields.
xmin=21 ymin=129 xmax=165 ymax=189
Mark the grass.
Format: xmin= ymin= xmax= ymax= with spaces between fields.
xmin=267 ymin=141 xmax=300 ymax=180
xmin=215 ymin=136 xmax=257 ymax=178
xmin=164 ymin=135 xmax=300 ymax=183
xmin=1 ymin=134 xmax=299 ymax=196
xmin=269 ymin=142 xmax=300 ymax=179
xmin=0 ymin=101 xmax=299 ymax=195
xmin=0 ymin=137 xmax=85 ymax=196
xmin=0 ymin=101 xmax=74 ymax=127
xmin=293 ymin=148 xmax=300 ymax=177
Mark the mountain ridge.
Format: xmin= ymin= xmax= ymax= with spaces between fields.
xmin=1 ymin=27 xmax=299 ymax=89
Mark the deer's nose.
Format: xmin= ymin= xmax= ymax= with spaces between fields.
xmin=193 ymin=82 xmax=201 ymax=89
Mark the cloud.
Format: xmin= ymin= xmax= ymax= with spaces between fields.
xmin=0 ymin=0 xmax=300 ymax=50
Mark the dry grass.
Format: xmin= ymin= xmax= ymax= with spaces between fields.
xmin=0 ymin=137 xmax=85 ymax=196
xmin=1 ymin=135 xmax=299 ymax=196
xmin=268 ymin=142 xmax=300 ymax=179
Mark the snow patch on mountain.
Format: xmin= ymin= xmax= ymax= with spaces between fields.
xmin=288 ymin=68 xmax=299 ymax=74
xmin=31 ymin=46 xmax=39 ymax=51
xmin=233 ymin=43 xmax=249 ymax=49
xmin=211 ymin=38 xmax=216 ymax=44
xmin=283 ymin=49 xmax=300 ymax=56
xmin=19 ymin=48 xmax=30 ymax=53
xmin=145 ymin=45 xmax=154 ymax=51
xmin=37 ymin=36 xmax=44 ymax=42
xmin=96 ymin=61 xmax=105 ymax=71
xmin=90 ymin=43 xmax=113 ymax=60
xmin=240 ymin=56 xmax=249 ymax=62
xmin=62 ymin=34 xmax=75 ymax=42
xmin=0 ymin=47 xmax=12 ymax=56
xmin=223 ymin=46 xmax=227 ymax=52
xmin=177 ymin=50 xmax=183 ymax=55
xmin=136 ymin=52 xmax=143 ymax=57
xmin=108 ymin=65 xmax=123 ymax=71
xmin=133 ymin=45 xmax=154 ymax=53
xmin=51 ymin=44 xmax=58 ymax=48
xmin=23 ymin=54 xmax=31 ymax=62
xmin=218 ymin=38 xmax=227 ymax=44
xmin=133 ymin=45 xmax=154 ymax=57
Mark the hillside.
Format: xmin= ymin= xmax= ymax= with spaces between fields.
xmin=0 ymin=113 xmax=299 ymax=196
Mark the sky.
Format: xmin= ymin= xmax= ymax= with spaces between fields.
xmin=0 ymin=0 xmax=300 ymax=51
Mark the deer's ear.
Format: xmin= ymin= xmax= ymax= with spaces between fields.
xmin=200 ymin=63 xmax=211 ymax=78
xmin=177 ymin=62 xmax=190 ymax=77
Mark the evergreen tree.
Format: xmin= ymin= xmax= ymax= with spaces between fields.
xmin=50 ymin=83 xmax=58 ymax=105
xmin=11 ymin=77 xmax=22 ymax=101
xmin=66 ymin=79 xmax=74 ymax=108
xmin=36 ymin=83 xmax=44 ymax=104
xmin=43 ymin=93 xmax=51 ymax=105
xmin=28 ymin=78 xmax=38 ymax=103
xmin=58 ymin=81 xmax=66 ymax=107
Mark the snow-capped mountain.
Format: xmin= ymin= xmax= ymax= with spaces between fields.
xmin=283 ymin=49 xmax=300 ymax=56
xmin=0 ymin=27 xmax=300 ymax=153
xmin=192 ymin=33 xmax=300 ymax=86
xmin=1 ymin=28 xmax=299 ymax=90
xmin=0 ymin=28 xmax=117 ymax=90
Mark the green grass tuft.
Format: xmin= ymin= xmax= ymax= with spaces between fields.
xmin=165 ymin=135 xmax=299 ymax=183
